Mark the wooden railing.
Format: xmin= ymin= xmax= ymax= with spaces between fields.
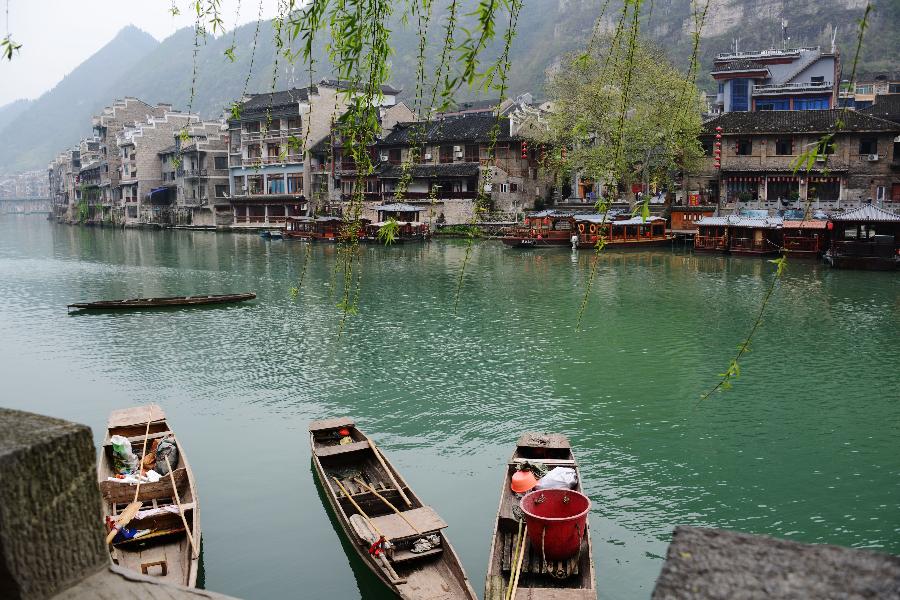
xmin=730 ymin=237 xmax=772 ymax=252
xmin=695 ymin=235 xmax=726 ymax=249
xmin=783 ymin=236 xmax=821 ymax=252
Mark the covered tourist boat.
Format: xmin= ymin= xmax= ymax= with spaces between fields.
xmin=484 ymin=433 xmax=595 ymax=600
xmin=572 ymin=214 xmax=671 ymax=249
xmin=694 ymin=215 xmax=783 ymax=255
xmin=285 ymin=216 xmax=316 ymax=240
xmin=825 ymin=204 xmax=900 ymax=270
xmin=501 ymin=211 xmax=574 ymax=247
xmin=694 ymin=216 xmax=730 ymax=253
xmin=365 ymin=203 xmax=430 ymax=243
xmin=98 ymin=404 xmax=200 ymax=587
xmin=309 ymin=418 xmax=477 ymax=599
xmin=782 ymin=219 xmax=829 ymax=257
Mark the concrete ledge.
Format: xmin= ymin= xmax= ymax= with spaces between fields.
xmin=652 ymin=526 xmax=900 ymax=599
xmin=53 ymin=565 xmax=233 ymax=599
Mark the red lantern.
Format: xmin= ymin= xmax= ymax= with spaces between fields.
xmin=521 ymin=140 xmax=528 ymax=160
xmin=827 ymin=221 xmax=834 ymax=230
xmin=715 ymin=134 xmax=722 ymax=139
xmin=715 ymin=126 xmax=723 ymax=132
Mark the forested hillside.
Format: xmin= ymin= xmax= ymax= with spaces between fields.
xmin=4 ymin=0 xmax=895 ymax=173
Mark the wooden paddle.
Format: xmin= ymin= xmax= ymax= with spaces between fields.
xmin=368 ymin=439 xmax=412 ymax=508
xmin=352 ymin=477 xmax=422 ymax=534
xmin=165 ymin=455 xmax=198 ymax=559
xmin=106 ymin=409 xmax=153 ymax=544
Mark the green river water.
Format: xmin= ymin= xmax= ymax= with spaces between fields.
xmin=1 ymin=214 xmax=898 ymax=599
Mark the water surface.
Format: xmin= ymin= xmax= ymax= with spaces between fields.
xmin=1 ymin=215 xmax=898 ymax=599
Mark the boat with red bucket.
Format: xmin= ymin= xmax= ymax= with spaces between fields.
xmin=500 ymin=211 xmax=574 ymax=247
xmin=484 ymin=433 xmax=595 ymax=600
xmin=309 ymin=417 xmax=477 ymax=600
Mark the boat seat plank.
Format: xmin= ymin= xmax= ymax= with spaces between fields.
xmin=316 ymin=440 xmax=370 ymax=457
xmin=369 ymin=506 xmax=447 ymax=540
xmin=391 ymin=546 xmax=443 ymax=563
xmin=102 ymin=430 xmax=174 ymax=447
xmin=108 ymin=404 xmax=166 ymax=429
xmin=309 ymin=417 xmax=355 ymax=432
xmin=509 ymin=458 xmax=577 ymax=467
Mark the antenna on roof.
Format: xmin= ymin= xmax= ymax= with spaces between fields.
xmin=781 ymin=19 xmax=788 ymax=50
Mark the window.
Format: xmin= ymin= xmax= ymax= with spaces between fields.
xmin=499 ymin=183 xmax=509 ymax=193
xmin=731 ymin=79 xmax=749 ymax=112
xmin=817 ymin=139 xmax=836 ymax=155
xmin=775 ymin=138 xmax=793 ymax=155
xmin=701 ymin=137 xmax=715 ymax=156
xmin=247 ymin=144 xmax=261 ymax=159
xmin=465 ymin=144 xmax=480 ymax=162
xmin=388 ymin=148 xmax=401 ymax=164
xmin=766 ymin=180 xmax=799 ymax=202
xmin=756 ymin=98 xmax=789 ymax=111
xmin=718 ymin=82 xmax=724 ymax=94
xmin=267 ymin=143 xmax=280 ymax=158
xmin=214 ymin=156 xmax=228 ymax=170
xmin=439 ymin=145 xmax=454 ymax=164
xmin=808 ymin=181 xmax=839 ymax=201
xmin=245 ymin=121 xmax=260 ymax=133
xmin=268 ymin=119 xmax=280 ymax=131
xmin=267 ymin=177 xmax=285 ymax=194
xmin=736 ymin=138 xmax=752 ymax=155
xmin=287 ymin=174 xmax=303 ymax=194
xmin=794 ymin=97 xmax=829 ymax=110
xmin=287 ymin=118 xmax=301 ymax=130
xmin=215 ymin=184 xmax=228 ymax=198
xmin=810 ymin=75 xmax=824 ymax=84
xmin=856 ymin=84 xmax=873 ymax=94
xmin=859 ymin=137 xmax=877 ymax=155
xmin=199 ymin=185 xmax=206 ymax=199
xmin=248 ymin=175 xmax=263 ymax=194
xmin=510 ymin=182 xmax=518 ymax=192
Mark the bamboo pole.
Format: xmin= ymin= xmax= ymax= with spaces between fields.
xmin=353 ymin=477 xmax=421 ymax=535
xmin=507 ymin=523 xmax=528 ymax=600
xmin=368 ymin=439 xmax=413 ymax=508
xmin=332 ymin=476 xmax=384 ymax=537
xmin=165 ymin=455 xmax=199 ymax=559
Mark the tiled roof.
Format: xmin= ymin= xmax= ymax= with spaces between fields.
xmin=703 ymin=110 xmax=899 ymax=134
xmin=379 ymin=162 xmax=480 ymax=179
xmin=158 ymin=145 xmax=177 ymax=156
xmin=860 ymin=95 xmax=900 ymax=125
xmin=238 ymin=87 xmax=314 ymax=116
xmin=831 ymin=204 xmax=900 ymax=222
xmin=697 ymin=215 xmax=783 ymax=228
xmin=319 ymin=78 xmax=402 ymax=95
xmin=573 ymin=214 xmax=665 ymax=225
xmin=381 ymin=113 xmax=513 ymax=145
xmin=783 ymin=220 xmax=828 ymax=229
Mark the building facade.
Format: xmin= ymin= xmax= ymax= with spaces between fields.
xmin=684 ymin=109 xmax=900 ymax=212
xmin=712 ymin=47 xmax=839 ymax=113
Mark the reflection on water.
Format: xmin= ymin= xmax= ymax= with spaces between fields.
xmin=1 ymin=215 xmax=898 ymax=599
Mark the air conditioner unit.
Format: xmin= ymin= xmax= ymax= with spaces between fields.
xmin=453 ymin=145 xmax=462 ymax=152
xmin=867 ymin=154 xmax=879 ymax=161
xmin=815 ymin=156 xmax=825 ymax=162
xmin=379 ymin=154 xmax=389 ymax=161
xmin=455 ymin=151 xmax=463 ymax=158
xmin=423 ymin=153 xmax=432 ymax=160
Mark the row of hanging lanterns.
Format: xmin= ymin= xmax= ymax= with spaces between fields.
xmin=713 ymin=126 xmax=723 ymax=169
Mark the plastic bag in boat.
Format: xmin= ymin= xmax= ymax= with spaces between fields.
xmin=155 ymin=436 xmax=179 ymax=475
xmin=110 ymin=435 xmax=137 ymax=475
xmin=535 ymin=467 xmax=577 ymax=490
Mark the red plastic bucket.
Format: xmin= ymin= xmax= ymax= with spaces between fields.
xmin=519 ymin=489 xmax=590 ymax=561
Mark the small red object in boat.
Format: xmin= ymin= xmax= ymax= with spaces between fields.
xmin=510 ymin=469 xmax=537 ymax=493
xmin=338 ymin=428 xmax=350 ymax=437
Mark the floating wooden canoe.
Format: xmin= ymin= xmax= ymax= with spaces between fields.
xmin=68 ymin=292 xmax=256 ymax=310
xmin=97 ymin=404 xmax=200 ymax=588
xmin=485 ymin=433 xmax=595 ymax=600
xmin=309 ymin=417 xmax=477 ymax=600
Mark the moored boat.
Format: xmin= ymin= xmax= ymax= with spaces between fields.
xmin=572 ymin=214 xmax=671 ymax=249
xmin=68 ymin=292 xmax=256 ymax=310
xmin=485 ymin=433 xmax=595 ymax=600
xmin=501 ymin=211 xmax=574 ymax=248
xmin=97 ymin=404 xmax=200 ymax=587
xmin=309 ymin=417 xmax=477 ymax=600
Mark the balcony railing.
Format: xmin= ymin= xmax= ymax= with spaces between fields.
xmin=241 ymin=127 xmax=304 ymax=141
xmin=240 ymin=156 xmax=303 ymax=166
xmin=181 ymin=169 xmax=209 ymax=177
xmin=694 ymin=235 xmax=726 ymax=250
xmin=730 ymin=237 xmax=772 ymax=252
xmin=783 ymin=236 xmax=822 ymax=253
xmin=382 ymin=191 xmax=479 ymax=200
xmin=752 ymin=81 xmax=833 ymax=95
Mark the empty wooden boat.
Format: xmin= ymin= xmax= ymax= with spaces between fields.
xmin=97 ymin=404 xmax=200 ymax=587
xmin=309 ymin=417 xmax=477 ymax=600
xmin=68 ymin=292 xmax=256 ymax=310
xmin=485 ymin=433 xmax=595 ymax=600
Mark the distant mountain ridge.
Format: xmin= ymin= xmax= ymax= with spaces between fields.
xmin=3 ymin=0 xmax=896 ymax=173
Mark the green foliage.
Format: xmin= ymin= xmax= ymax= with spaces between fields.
xmin=377 ymin=218 xmax=400 ymax=245
xmin=2 ymin=35 xmax=21 ymax=60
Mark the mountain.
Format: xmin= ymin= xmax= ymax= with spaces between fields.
xmin=3 ymin=1 xmax=896 ymax=173
xmin=0 ymin=99 xmax=33 ymax=133
xmin=0 ymin=26 xmax=159 ymax=173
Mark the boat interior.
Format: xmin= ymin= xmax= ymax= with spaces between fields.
xmin=98 ymin=407 xmax=197 ymax=585
xmin=486 ymin=433 xmax=593 ymax=600
xmin=310 ymin=418 xmax=473 ymax=598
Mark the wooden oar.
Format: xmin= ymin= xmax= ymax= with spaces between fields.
xmin=368 ymin=439 xmax=412 ymax=508
xmin=165 ymin=455 xmax=198 ymax=559
xmin=332 ymin=477 xmax=405 ymax=584
xmin=507 ymin=523 xmax=528 ymax=600
xmin=106 ymin=408 xmax=153 ymax=544
xmin=352 ymin=477 xmax=421 ymax=535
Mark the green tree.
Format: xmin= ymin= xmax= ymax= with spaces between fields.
xmin=543 ymin=37 xmax=704 ymax=203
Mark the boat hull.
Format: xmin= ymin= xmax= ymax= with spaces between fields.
xmin=575 ymin=236 xmax=673 ymax=250
xmin=825 ymin=252 xmax=900 ymax=271
xmin=501 ymin=237 xmax=570 ymax=248
xmin=68 ymin=292 xmax=256 ymax=310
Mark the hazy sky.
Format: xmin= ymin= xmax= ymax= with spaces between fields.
xmin=0 ymin=1 xmax=279 ymax=107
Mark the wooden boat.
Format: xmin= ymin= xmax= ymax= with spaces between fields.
xmin=572 ymin=215 xmax=673 ymax=249
xmin=484 ymin=433 xmax=595 ymax=600
xmin=97 ymin=404 xmax=200 ymax=587
xmin=309 ymin=417 xmax=477 ymax=600
xmin=68 ymin=292 xmax=256 ymax=310
xmin=501 ymin=211 xmax=573 ymax=248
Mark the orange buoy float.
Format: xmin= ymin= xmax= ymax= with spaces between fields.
xmin=511 ymin=469 xmax=538 ymax=494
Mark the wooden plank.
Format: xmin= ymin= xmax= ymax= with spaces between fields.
xmin=314 ymin=440 xmax=370 ymax=457
xmin=100 ymin=467 xmax=187 ymax=504
xmin=369 ymin=506 xmax=447 ymax=540
xmin=107 ymin=404 xmax=166 ymax=429
xmin=309 ymin=417 xmax=355 ymax=432
xmin=390 ymin=546 xmax=443 ymax=563
xmin=101 ymin=430 xmax=173 ymax=447
xmin=510 ymin=457 xmax=577 ymax=467
xmin=517 ymin=432 xmax=570 ymax=450
xmin=502 ymin=531 xmax=512 ymax=572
